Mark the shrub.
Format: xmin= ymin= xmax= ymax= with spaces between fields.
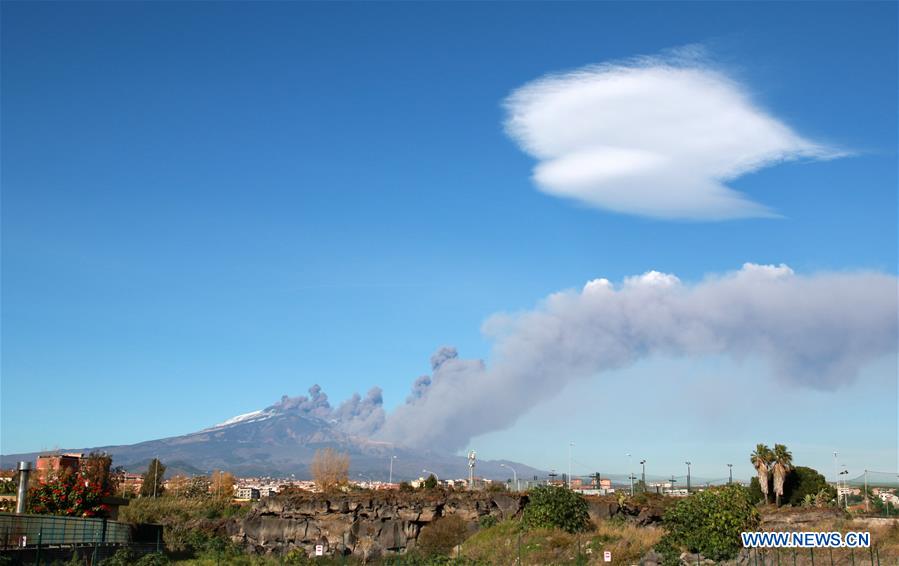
xmin=521 ymin=485 xmax=590 ymax=534
xmin=658 ymin=484 xmax=760 ymax=561
xmin=417 ymin=515 xmax=469 ymax=557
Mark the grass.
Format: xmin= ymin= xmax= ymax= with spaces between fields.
xmin=459 ymin=518 xmax=662 ymax=565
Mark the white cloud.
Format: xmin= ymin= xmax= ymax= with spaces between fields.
xmin=504 ymin=50 xmax=846 ymax=219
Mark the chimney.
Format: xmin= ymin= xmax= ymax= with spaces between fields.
xmin=15 ymin=461 xmax=32 ymax=514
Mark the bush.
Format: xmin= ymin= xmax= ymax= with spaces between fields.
xmin=417 ymin=515 xmax=470 ymax=557
xmin=521 ymin=485 xmax=590 ymax=534
xmin=658 ymin=484 xmax=760 ymax=561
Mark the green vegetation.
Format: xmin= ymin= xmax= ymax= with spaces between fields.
xmin=140 ymin=459 xmax=167 ymax=498
xmin=120 ymin=495 xmax=249 ymax=556
xmin=783 ymin=466 xmax=835 ymax=506
xmin=28 ymin=453 xmax=118 ymax=517
xmin=522 ymin=485 xmax=591 ymax=534
xmin=461 ymin=517 xmax=661 ymax=566
xmin=657 ymin=484 xmax=760 ymax=561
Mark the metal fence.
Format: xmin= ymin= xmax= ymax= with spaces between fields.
xmin=0 ymin=512 xmax=131 ymax=548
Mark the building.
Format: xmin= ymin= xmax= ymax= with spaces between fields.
xmin=235 ymin=486 xmax=260 ymax=500
xmin=879 ymin=492 xmax=899 ymax=505
xmin=36 ymin=453 xmax=83 ymax=479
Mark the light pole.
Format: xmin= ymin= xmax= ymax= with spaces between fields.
xmin=627 ymin=452 xmax=634 ymax=495
xmin=501 ymin=463 xmax=519 ymax=492
xmin=153 ymin=456 xmax=160 ymax=498
xmin=839 ymin=468 xmax=849 ymax=510
xmin=568 ymin=442 xmax=574 ymax=489
xmin=727 ymin=464 xmax=733 ymax=485
xmin=833 ymin=452 xmax=839 ymax=504
xmin=640 ymin=460 xmax=646 ymax=492
xmin=389 ymin=455 xmax=397 ymax=484
xmin=685 ymin=461 xmax=691 ymax=494
xmin=422 ymin=469 xmax=439 ymax=483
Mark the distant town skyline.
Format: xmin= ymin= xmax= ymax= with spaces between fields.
xmin=2 ymin=2 xmax=896 ymax=479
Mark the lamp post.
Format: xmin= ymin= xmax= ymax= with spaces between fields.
xmin=727 ymin=464 xmax=733 ymax=485
xmin=640 ymin=460 xmax=646 ymax=492
xmin=501 ymin=463 xmax=519 ymax=492
xmin=839 ymin=468 xmax=849 ymax=510
xmin=685 ymin=461 xmax=692 ymax=494
xmin=568 ymin=442 xmax=574 ymax=489
xmin=389 ymin=455 xmax=397 ymax=484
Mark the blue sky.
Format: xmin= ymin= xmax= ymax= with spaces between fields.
xmin=2 ymin=2 xmax=896 ymax=479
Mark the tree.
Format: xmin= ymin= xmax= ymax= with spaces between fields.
xmin=771 ymin=444 xmax=793 ymax=506
xmin=184 ymin=476 xmax=212 ymax=499
xmin=423 ymin=474 xmax=438 ymax=490
xmin=658 ymin=484 xmax=760 ymax=562
xmin=210 ymin=470 xmax=235 ymax=499
xmin=81 ymin=451 xmax=118 ymax=494
xmin=140 ymin=459 xmax=166 ymax=498
xmin=750 ymin=444 xmax=773 ymax=505
xmin=522 ymin=485 xmax=591 ymax=534
xmin=783 ymin=466 xmax=835 ymax=507
xmin=29 ymin=467 xmax=113 ymax=517
xmin=309 ymin=448 xmax=349 ymax=491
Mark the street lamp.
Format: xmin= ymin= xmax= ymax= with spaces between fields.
xmin=568 ymin=442 xmax=574 ymax=489
xmin=389 ymin=455 xmax=397 ymax=484
xmin=685 ymin=461 xmax=692 ymax=494
xmin=727 ymin=464 xmax=733 ymax=485
xmin=501 ymin=463 xmax=519 ymax=492
xmin=640 ymin=460 xmax=646 ymax=492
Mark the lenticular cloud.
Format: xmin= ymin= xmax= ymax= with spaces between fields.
xmin=504 ymin=51 xmax=846 ymax=219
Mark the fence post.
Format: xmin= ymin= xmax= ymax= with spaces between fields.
xmin=35 ymin=529 xmax=42 ymax=566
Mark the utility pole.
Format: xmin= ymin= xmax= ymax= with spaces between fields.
xmin=864 ymin=470 xmax=869 ymax=513
xmin=389 ymin=455 xmax=397 ymax=484
xmin=568 ymin=442 xmax=574 ymax=489
xmin=153 ymin=457 xmax=159 ymax=498
xmin=685 ymin=461 xmax=691 ymax=494
xmin=640 ymin=460 xmax=646 ymax=492
xmin=727 ymin=464 xmax=733 ymax=485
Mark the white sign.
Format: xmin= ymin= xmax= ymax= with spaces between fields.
xmin=604 ymin=550 xmax=612 ymax=562
xmin=315 ymin=544 xmax=324 ymax=556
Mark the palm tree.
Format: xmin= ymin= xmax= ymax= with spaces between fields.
xmin=771 ymin=444 xmax=793 ymax=507
xmin=751 ymin=444 xmax=774 ymax=505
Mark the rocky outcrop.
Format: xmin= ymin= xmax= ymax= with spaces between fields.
xmin=227 ymin=491 xmax=526 ymax=561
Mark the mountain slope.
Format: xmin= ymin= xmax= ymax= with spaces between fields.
xmin=1 ymin=401 xmax=542 ymax=481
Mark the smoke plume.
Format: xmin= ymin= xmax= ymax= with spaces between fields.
xmin=376 ymin=264 xmax=897 ymax=451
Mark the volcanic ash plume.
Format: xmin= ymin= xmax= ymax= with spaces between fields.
xmin=376 ymin=264 xmax=897 ymax=451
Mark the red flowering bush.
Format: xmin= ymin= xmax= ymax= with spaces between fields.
xmin=29 ymin=470 xmax=112 ymax=518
